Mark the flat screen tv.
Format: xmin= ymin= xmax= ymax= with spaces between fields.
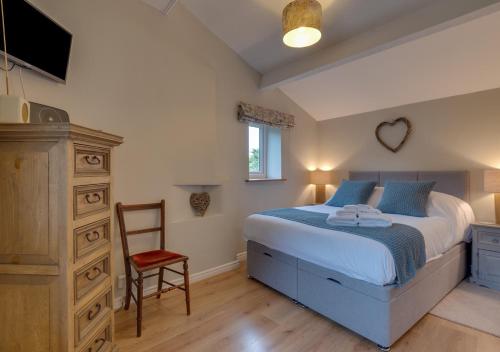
xmin=0 ymin=0 xmax=72 ymax=83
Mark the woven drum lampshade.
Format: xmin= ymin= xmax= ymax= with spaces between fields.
xmin=484 ymin=170 xmax=500 ymax=193
xmin=310 ymin=169 xmax=332 ymax=185
xmin=282 ymin=0 xmax=322 ymax=48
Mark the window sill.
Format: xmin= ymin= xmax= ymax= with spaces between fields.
xmin=245 ymin=178 xmax=287 ymax=183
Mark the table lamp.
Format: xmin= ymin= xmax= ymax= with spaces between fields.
xmin=484 ymin=169 xmax=500 ymax=224
xmin=310 ymin=170 xmax=332 ymax=204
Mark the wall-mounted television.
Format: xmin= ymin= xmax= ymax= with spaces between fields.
xmin=0 ymin=0 xmax=72 ymax=83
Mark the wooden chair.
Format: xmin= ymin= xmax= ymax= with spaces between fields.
xmin=116 ymin=200 xmax=190 ymax=337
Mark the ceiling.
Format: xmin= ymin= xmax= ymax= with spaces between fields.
xmin=141 ymin=0 xmax=177 ymax=14
xmin=181 ymin=0 xmax=437 ymax=73
xmin=280 ymin=7 xmax=500 ymax=120
xmin=142 ymin=0 xmax=500 ymax=121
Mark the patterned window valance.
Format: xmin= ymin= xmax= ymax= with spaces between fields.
xmin=237 ymin=102 xmax=295 ymax=128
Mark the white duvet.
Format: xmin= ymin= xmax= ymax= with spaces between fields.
xmin=243 ymin=190 xmax=475 ymax=286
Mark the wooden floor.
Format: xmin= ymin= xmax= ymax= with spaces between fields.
xmin=115 ymin=264 xmax=500 ymax=352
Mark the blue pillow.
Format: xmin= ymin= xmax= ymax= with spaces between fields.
xmin=377 ymin=181 xmax=436 ymax=217
xmin=326 ymin=180 xmax=377 ymax=207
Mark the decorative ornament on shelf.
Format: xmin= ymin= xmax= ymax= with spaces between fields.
xmin=375 ymin=117 xmax=412 ymax=153
xmin=190 ymin=192 xmax=210 ymax=216
xmin=0 ymin=0 xmax=30 ymax=124
xmin=282 ymin=0 xmax=322 ymax=48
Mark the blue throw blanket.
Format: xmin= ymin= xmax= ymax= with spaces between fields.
xmin=258 ymin=208 xmax=426 ymax=285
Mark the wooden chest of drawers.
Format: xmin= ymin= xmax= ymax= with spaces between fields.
xmin=0 ymin=123 xmax=123 ymax=352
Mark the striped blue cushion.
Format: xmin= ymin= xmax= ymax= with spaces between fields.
xmin=377 ymin=181 xmax=436 ymax=217
xmin=326 ymin=180 xmax=377 ymax=207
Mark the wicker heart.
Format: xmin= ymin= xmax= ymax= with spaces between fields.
xmin=190 ymin=192 xmax=210 ymax=216
xmin=375 ymin=117 xmax=412 ymax=153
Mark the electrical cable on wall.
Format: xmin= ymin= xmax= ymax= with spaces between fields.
xmin=0 ymin=0 xmax=10 ymax=94
xmin=19 ymin=67 xmax=26 ymax=99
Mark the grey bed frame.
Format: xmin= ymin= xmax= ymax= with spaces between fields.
xmin=247 ymin=171 xmax=470 ymax=350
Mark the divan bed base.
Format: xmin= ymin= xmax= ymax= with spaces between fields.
xmin=247 ymin=240 xmax=467 ymax=349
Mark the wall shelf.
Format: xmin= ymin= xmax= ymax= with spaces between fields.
xmin=245 ymin=178 xmax=287 ymax=183
xmin=174 ymin=183 xmax=221 ymax=187
xmin=170 ymin=184 xmax=223 ymax=222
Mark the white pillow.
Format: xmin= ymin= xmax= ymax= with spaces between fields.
xmin=369 ymin=186 xmax=475 ymax=241
xmin=426 ymin=191 xmax=475 ymax=242
xmin=367 ymin=186 xmax=384 ymax=207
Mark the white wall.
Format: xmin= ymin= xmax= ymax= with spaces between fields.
xmin=318 ymin=88 xmax=500 ymax=222
xmin=9 ymin=0 xmax=318 ymax=297
xmin=14 ymin=0 xmax=495 ymax=301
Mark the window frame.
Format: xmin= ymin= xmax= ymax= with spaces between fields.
xmin=248 ymin=123 xmax=267 ymax=179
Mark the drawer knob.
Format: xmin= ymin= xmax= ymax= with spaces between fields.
xmin=88 ymin=337 xmax=106 ymax=352
xmin=85 ymin=193 xmax=102 ymax=204
xmin=493 ymin=238 xmax=499 ymax=244
xmin=87 ymin=303 xmax=102 ymax=321
xmin=85 ymin=267 xmax=102 ymax=281
xmin=84 ymin=155 xmax=101 ymax=165
xmin=85 ymin=231 xmax=101 ymax=243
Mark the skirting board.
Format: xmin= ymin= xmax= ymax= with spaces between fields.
xmin=236 ymin=251 xmax=247 ymax=262
xmin=114 ymin=258 xmax=241 ymax=309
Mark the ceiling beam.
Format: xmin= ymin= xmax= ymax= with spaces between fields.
xmin=260 ymin=0 xmax=500 ymax=90
xmin=141 ymin=0 xmax=178 ymax=15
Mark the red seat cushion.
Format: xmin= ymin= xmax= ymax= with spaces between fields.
xmin=131 ymin=249 xmax=184 ymax=268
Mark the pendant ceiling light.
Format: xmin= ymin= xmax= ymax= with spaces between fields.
xmin=282 ymin=0 xmax=322 ymax=48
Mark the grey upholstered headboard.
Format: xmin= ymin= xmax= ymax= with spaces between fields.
xmin=349 ymin=171 xmax=470 ymax=201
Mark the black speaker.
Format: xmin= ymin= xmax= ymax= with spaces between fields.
xmin=29 ymin=102 xmax=70 ymax=123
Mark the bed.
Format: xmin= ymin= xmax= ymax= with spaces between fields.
xmin=244 ymin=171 xmax=474 ymax=351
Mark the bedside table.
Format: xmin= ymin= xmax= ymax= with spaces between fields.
xmin=471 ymin=223 xmax=500 ymax=291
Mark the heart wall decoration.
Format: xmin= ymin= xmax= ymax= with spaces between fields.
xmin=190 ymin=192 xmax=211 ymax=216
xmin=375 ymin=117 xmax=412 ymax=153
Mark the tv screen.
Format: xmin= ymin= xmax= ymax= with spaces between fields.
xmin=0 ymin=0 xmax=72 ymax=83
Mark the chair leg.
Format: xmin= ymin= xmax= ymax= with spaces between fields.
xmin=157 ymin=267 xmax=164 ymax=299
xmin=183 ymin=260 xmax=191 ymax=316
xmin=124 ymin=267 xmax=132 ymax=310
xmin=137 ymin=272 xmax=144 ymax=337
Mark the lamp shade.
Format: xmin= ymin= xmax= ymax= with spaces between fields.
xmin=310 ymin=170 xmax=332 ymax=185
xmin=484 ymin=170 xmax=500 ymax=193
xmin=282 ymin=0 xmax=322 ymax=48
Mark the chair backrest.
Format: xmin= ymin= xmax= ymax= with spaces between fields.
xmin=116 ymin=200 xmax=166 ymax=261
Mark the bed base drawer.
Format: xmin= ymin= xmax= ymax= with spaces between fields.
xmin=297 ymin=264 xmax=389 ymax=345
xmin=247 ymin=241 xmax=298 ymax=299
xmin=248 ymin=241 xmax=296 ymax=266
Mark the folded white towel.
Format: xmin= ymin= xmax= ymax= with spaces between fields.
xmin=358 ymin=213 xmax=392 ymax=228
xmin=327 ymin=219 xmax=359 ymax=227
xmin=327 ymin=207 xmax=392 ymax=228
xmin=333 ymin=213 xmax=358 ymax=221
xmin=358 ymin=219 xmax=392 ymax=228
xmin=358 ymin=208 xmax=382 ymax=215
xmin=358 ymin=213 xmax=390 ymax=221
xmin=335 ymin=209 xmax=357 ymax=217
xmin=343 ymin=205 xmax=361 ymax=212
xmin=326 ymin=213 xmax=358 ymax=226
xmin=341 ymin=204 xmax=381 ymax=214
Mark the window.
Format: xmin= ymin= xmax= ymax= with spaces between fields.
xmin=248 ymin=123 xmax=282 ymax=180
xmin=248 ymin=124 xmax=264 ymax=177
